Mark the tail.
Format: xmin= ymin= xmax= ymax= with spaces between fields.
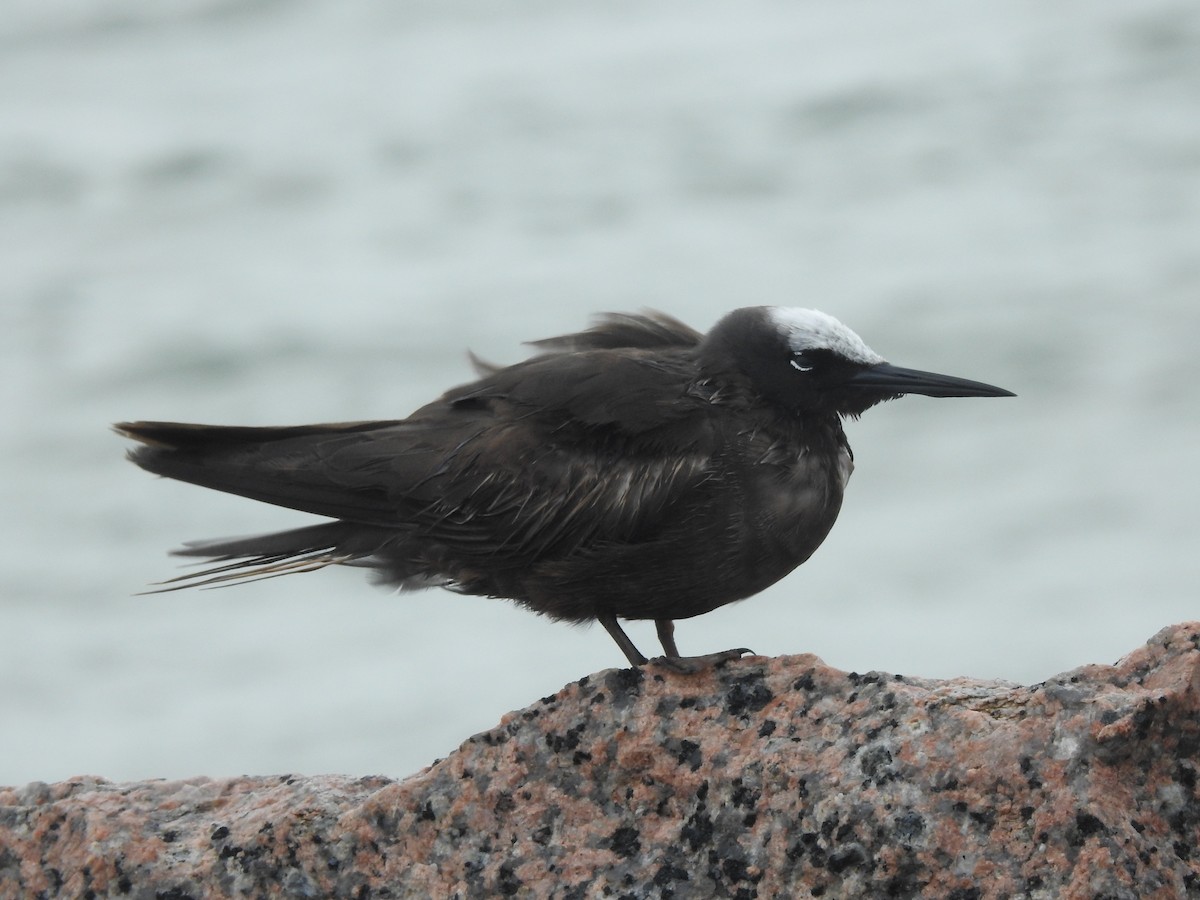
xmin=114 ymin=420 xmax=405 ymax=523
xmin=142 ymin=521 xmax=395 ymax=592
xmin=116 ymin=421 xmax=411 ymax=590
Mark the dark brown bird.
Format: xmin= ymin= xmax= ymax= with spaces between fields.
xmin=117 ymin=307 xmax=1013 ymax=671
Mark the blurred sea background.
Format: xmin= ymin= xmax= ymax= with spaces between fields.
xmin=2 ymin=0 xmax=1198 ymax=786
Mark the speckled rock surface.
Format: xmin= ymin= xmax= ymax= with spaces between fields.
xmin=3 ymin=623 xmax=1199 ymax=899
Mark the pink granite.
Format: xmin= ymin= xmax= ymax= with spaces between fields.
xmin=2 ymin=623 xmax=1199 ymax=898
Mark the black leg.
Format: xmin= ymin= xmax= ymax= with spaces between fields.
xmin=655 ymin=619 xmax=680 ymax=657
xmin=648 ymin=647 xmax=755 ymax=674
xmin=601 ymin=612 xmax=753 ymax=673
xmin=599 ymin=612 xmax=648 ymax=666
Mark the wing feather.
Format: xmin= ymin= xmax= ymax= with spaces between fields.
xmin=118 ymin=333 xmax=718 ymax=580
xmin=527 ymin=310 xmax=702 ymax=353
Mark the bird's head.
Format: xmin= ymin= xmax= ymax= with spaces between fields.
xmin=701 ymin=306 xmax=1014 ymax=417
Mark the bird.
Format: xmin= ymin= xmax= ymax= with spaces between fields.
xmin=116 ymin=306 xmax=1013 ymax=672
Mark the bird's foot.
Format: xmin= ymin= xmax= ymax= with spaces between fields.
xmin=646 ymin=648 xmax=754 ymax=674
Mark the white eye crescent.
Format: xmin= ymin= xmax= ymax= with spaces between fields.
xmin=790 ymin=358 xmax=812 ymax=373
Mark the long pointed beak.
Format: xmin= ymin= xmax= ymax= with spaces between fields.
xmin=847 ymin=362 xmax=1015 ymax=398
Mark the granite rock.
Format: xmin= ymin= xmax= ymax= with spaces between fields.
xmin=2 ymin=623 xmax=1199 ymax=899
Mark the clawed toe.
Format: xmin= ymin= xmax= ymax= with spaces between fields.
xmin=647 ymin=647 xmax=754 ymax=674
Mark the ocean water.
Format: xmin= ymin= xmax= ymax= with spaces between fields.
xmin=2 ymin=0 xmax=1198 ymax=785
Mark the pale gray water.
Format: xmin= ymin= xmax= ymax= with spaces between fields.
xmin=2 ymin=0 xmax=1198 ymax=785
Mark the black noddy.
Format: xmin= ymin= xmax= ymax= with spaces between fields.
xmin=117 ymin=307 xmax=1013 ymax=672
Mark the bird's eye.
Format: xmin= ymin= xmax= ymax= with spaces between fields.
xmin=789 ymin=352 xmax=813 ymax=373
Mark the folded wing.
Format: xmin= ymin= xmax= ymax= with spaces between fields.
xmin=118 ymin=340 xmax=718 ymax=592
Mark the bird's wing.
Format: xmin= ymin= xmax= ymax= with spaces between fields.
xmin=370 ymin=350 xmax=720 ymax=558
xmin=444 ymin=346 xmax=707 ymax=433
xmin=466 ymin=311 xmax=702 ymax=377
xmin=397 ymin=418 xmax=715 ymax=566
xmin=118 ymin=348 xmax=716 ymax=550
xmin=526 ymin=309 xmax=703 ymax=353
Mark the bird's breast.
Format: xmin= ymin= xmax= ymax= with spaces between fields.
xmin=732 ymin=423 xmax=850 ymax=582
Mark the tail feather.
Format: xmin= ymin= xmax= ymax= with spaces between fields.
xmin=114 ymin=419 xmax=409 ymax=524
xmin=144 ymin=552 xmax=355 ymax=593
xmin=142 ymin=521 xmax=395 ymax=593
xmin=114 ymin=420 xmax=393 ymax=449
xmin=171 ymin=522 xmax=353 ymax=559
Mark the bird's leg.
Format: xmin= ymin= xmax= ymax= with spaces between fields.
xmin=651 ymin=617 xmax=753 ymax=674
xmin=599 ymin=612 xmax=649 ymax=666
xmin=600 ymin=612 xmax=753 ymax=673
xmin=655 ymin=619 xmax=681 ymax=657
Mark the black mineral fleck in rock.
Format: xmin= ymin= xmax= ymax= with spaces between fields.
xmin=725 ymin=673 xmax=774 ymax=716
xmin=1074 ymin=811 xmax=1106 ymax=841
xmin=607 ymin=825 xmax=641 ymax=859
xmin=666 ymin=738 xmax=703 ymax=772
xmin=792 ymin=672 xmax=816 ymax=692
xmin=682 ymin=809 xmax=714 ymax=851
xmin=827 ymin=842 xmax=868 ymax=873
xmin=653 ymin=862 xmax=690 ymax=887
xmin=604 ymin=668 xmax=644 ymax=707
xmin=497 ymin=863 xmax=523 ymax=896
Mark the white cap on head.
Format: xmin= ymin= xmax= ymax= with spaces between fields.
xmin=766 ymin=308 xmax=885 ymax=366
